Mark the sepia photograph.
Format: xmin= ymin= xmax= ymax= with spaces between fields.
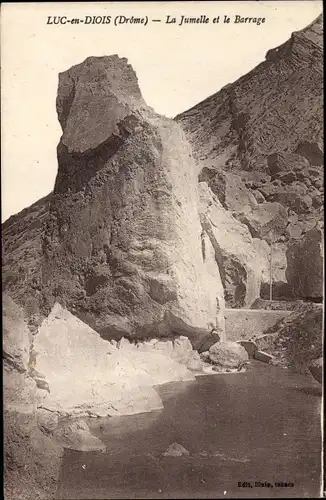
xmin=1 ymin=1 xmax=324 ymax=499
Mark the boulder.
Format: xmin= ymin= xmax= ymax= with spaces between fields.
xmin=237 ymin=202 xmax=288 ymax=242
xmin=197 ymin=329 xmax=222 ymax=354
xmin=171 ymin=336 xmax=203 ymax=372
xmin=207 ymin=341 xmax=248 ymax=370
xmin=3 ymin=294 xmax=30 ymax=373
xmin=207 ymin=171 xmax=257 ymax=214
xmin=286 ymin=228 xmax=323 ymax=298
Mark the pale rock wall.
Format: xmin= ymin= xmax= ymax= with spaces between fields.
xmin=199 ymin=183 xmax=270 ymax=308
xmin=41 ymin=56 xmax=225 ymax=342
xmin=33 ymin=303 xmax=205 ymax=418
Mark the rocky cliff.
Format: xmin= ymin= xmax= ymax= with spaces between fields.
xmin=176 ymin=14 xmax=324 ymax=300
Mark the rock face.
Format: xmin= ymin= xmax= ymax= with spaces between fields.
xmin=32 ymin=303 xmax=203 ymax=418
xmin=53 ymin=420 xmax=106 ymax=452
xmin=199 ymin=183 xmax=270 ymax=307
xmin=286 ymin=228 xmax=323 ymax=298
xmin=176 ymin=14 xmax=323 ymax=300
xmin=38 ymin=55 xmax=225 ymax=342
xmin=3 ymin=294 xmax=63 ymax=500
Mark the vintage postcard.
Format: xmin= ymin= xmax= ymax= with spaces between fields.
xmin=2 ymin=1 xmax=324 ymax=499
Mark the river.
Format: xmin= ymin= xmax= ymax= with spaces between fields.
xmin=57 ymin=361 xmax=322 ymax=499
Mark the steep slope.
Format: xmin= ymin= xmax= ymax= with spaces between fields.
xmin=176 ymin=14 xmax=324 ymax=300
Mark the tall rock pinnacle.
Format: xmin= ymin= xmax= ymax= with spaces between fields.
xmin=41 ymin=55 xmax=225 ymax=342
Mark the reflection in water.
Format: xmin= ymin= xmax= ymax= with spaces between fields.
xmin=57 ymin=362 xmax=321 ymax=499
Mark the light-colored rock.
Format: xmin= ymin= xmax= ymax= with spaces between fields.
xmin=33 ymin=304 xmax=199 ymax=417
xmin=172 ymin=336 xmax=204 ymax=371
xmin=199 ymin=183 xmax=269 ymax=308
xmin=309 ymin=358 xmax=322 ymax=384
xmin=3 ymin=294 xmax=31 ymax=373
xmin=117 ymin=337 xmax=131 ymax=349
xmin=286 ymin=228 xmax=323 ymax=298
xmin=207 ymin=341 xmax=248 ymax=369
xmin=163 ymin=442 xmax=190 ymax=457
xmin=237 ymin=202 xmax=288 ymax=242
xmin=53 ymin=420 xmax=106 ymax=452
xmin=208 ymin=171 xmax=257 ymax=214
xmin=3 ymin=295 xmax=37 ymax=415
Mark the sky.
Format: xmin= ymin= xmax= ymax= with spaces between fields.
xmin=1 ymin=1 xmax=323 ymax=222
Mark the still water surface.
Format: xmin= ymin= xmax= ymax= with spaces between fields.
xmin=57 ymin=361 xmax=322 ymax=499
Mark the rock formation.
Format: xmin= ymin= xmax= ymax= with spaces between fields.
xmin=176 ymin=14 xmax=324 ymax=300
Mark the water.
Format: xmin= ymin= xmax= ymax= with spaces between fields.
xmin=57 ymin=362 xmax=322 ymax=499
